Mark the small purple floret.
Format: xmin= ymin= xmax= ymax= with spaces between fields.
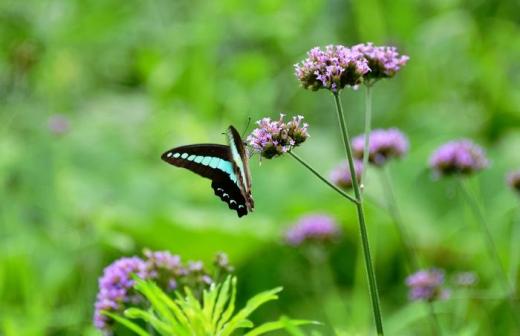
xmin=285 ymin=214 xmax=341 ymax=246
xmin=294 ymin=45 xmax=370 ymax=92
xmin=330 ymin=160 xmax=363 ymax=190
xmin=352 ymin=42 xmax=409 ymax=82
xmin=352 ymin=128 xmax=409 ymax=167
xmin=247 ymin=114 xmax=309 ymax=159
xmin=406 ymin=269 xmax=450 ymax=301
xmin=429 ymin=140 xmax=488 ymax=177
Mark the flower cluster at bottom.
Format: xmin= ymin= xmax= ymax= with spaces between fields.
xmin=93 ymin=250 xmax=232 ymax=334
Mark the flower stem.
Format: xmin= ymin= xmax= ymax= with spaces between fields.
xmin=361 ymin=85 xmax=372 ymax=191
xmin=333 ymin=92 xmax=384 ymax=335
xmin=379 ymin=167 xmax=442 ymax=336
xmin=288 ymin=151 xmax=357 ymax=204
xmin=457 ymin=179 xmax=520 ymax=329
xmin=379 ymin=167 xmax=419 ymax=270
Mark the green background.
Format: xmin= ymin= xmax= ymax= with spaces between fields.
xmin=1 ymin=0 xmax=519 ymax=334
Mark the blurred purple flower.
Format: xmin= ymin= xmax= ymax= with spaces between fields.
xmin=294 ymin=45 xmax=370 ymax=92
xmin=330 ymin=160 xmax=363 ymax=190
xmin=406 ymin=269 xmax=450 ymax=302
xmin=285 ymin=214 xmax=341 ymax=246
xmin=352 ymin=128 xmax=409 ymax=167
xmin=429 ymin=140 xmax=488 ymax=177
xmin=93 ymin=256 xmax=149 ymax=332
xmin=247 ymin=114 xmax=309 ymax=159
xmin=352 ymin=43 xmax=409 ymax=83
xmin=454 ymin=272 xmax=478 ymax=287
xmin=507 ymin=170 xmax=520 ymax=194
xmin=47 ymin=114 xmax=70 ymax=136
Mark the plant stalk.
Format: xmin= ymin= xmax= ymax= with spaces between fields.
xmin=333 ymin=92 xmax=384 ymax=335
xmin=380 ymin=167 xmax=442 ymax=335
xmin=457 ymin=179 xmax=520 ymax=329
xmin=361 ymin=85 xmax=372 ymax=191
xmin=289 ymin=151 xmax=357 ymax=204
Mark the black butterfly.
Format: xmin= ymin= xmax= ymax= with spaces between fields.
xmin=161 ymin=125 xmax=254 ymax=217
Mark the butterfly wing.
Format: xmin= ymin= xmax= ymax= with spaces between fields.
xmin=161 ymin=144 xmax=250 ymax=217
xmin=226 ymin=126 xmax=254 ymax=213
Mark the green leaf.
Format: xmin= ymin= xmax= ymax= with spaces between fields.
xmin=102 ymin=311 xmax=150 ymax=336
xmin=244 ymin=318 xmax=318 ymax=336
xmin=133 ymin=278 xmax=179 ymax=329
xmin=220 ymin=287 xmax=283 ymax=336
xmin=124 ymin=308 xmax=174 ymax=336
xmin=216 ymin=276 xmax=237 ymax=331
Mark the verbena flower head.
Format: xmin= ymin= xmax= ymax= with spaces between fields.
xmin=507 ymin=170 xmax=520 ymax=194
xmin=352 ymin=128 xmax=409 ymax=167
xmin=94 ymin=250 xmax=233 ymax=335
xmin=454 ymin=272 xmax=478 ymax=287
xmin=406 ymin=269 xmax=450 ymax=302
xmin=294 ymin=45 xmax=370 ymax=92
xmin=94 ymin=256 xmax=149 ymax=332
xmin=352 ymin=42 xmax=409 ymax=83
xmin=330 ymin=160 xmax=363 ymax=189
xmin=285 ymin=214 xmax=341 ymax=246
xmin=429 ymin=140 xmax=489 ymax=177
xmin=247 ymin=114 xmax=309 ymax=159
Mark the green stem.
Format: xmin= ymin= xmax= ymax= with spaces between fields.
xmin=361 ymin=85 xmax=372 ymax=191
xmin=380 ymin=167 xmax=442 ymax=336
xmin=288 ymin=151 xmax=357 ymax=204
xmin=333 ymin=92 xmax=384 ymax=335
xmin=457 ymin=179 xmax=520 ymax=329
xmin=379 ymin=167 xmax=419 ymax=270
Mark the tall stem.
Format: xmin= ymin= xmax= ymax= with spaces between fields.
xmin=361 ymin=85 xmax=372 ymax=191
xmin=457 ymin=179 xmax=520 ymax=329
xmin=333 ymin=92 xmax=384 ymax=335
xmin=380 ymin=167 xmax=442 ymax=336
xmin=379 ymin=167 xmax=418 ymax=270
xmin=288 ymin=151 xmax=357 ymax=204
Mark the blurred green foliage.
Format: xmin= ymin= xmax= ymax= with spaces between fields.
xmin=1 ymin=0 xmax=520 ymax=335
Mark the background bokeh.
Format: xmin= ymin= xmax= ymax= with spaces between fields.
xmin=1 ymin=0 xmax=520 ymax=335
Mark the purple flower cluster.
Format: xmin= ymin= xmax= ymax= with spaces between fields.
xmin=94 ymin=257 xmax=149 ymax=332
xmin=285 ymin=214 xmax=341 ymax=246
xmin=294 ymin=45 xmax=370 ymax=92
xmin=429 ymin=140 xmax=488 ymax=177
xmin=352 ymin=128 xmax=409 ymax=167
xmin=246 ymin=114 xmax=309 ymax=159
xmin=94 ymin=250 xmax=232 ymax=334
xmin=406 ymin=269 xmax=450 ymax=302
xmin=352 ymin=43 xmax=410 ymax=83
xmin=507 ymin=170 xmax=520 ymax=194
xmin=330 ymin=160 xmax=363 ymax=190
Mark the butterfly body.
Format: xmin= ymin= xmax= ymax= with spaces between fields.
xmin=161 ymin=126 xmax=254 ymax=217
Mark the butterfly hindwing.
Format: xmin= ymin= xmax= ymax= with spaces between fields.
xmin=161 ymin=142 xmax=252 ymax=217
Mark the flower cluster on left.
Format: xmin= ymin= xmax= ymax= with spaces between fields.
xmin=94 ymin=250 xmax=232 ymax=334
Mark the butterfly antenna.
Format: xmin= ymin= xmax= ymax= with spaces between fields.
xmin=241 ymin=117 xmax=252 ymax=139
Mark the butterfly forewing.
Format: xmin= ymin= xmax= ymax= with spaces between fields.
xmin=226 ymin=126 xmax=254 ymax=212
xmin=161 ymin=142 xmax=251 ymax=217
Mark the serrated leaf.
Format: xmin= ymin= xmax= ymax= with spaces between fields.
xmin=244 ymin=318 xmax=318 ymax=336
xmin=102 ymin=311 xmax=150 ymax=336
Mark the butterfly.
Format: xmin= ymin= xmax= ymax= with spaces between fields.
xmin=161 ymin=125 xmax=254 ymax=217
